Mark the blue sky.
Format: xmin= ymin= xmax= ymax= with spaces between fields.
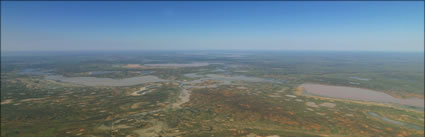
xmin=1 ymin=1 xmax=424 ymax=52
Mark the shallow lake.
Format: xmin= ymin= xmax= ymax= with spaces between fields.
xmin=349 ymin=76 xmax=370 ymax=81
xmin=183 ymin=73 xmax=280 ymax=84
xmin=183 ymin=73 xmax=205 ymax=78
xmin=205 ymin=74 xmax=277 ymax=83
xmin=89 ymin=71 xmax=115 ymax=75
xmin=144 ymin=63 xmax=209 ymax=68
xmin=46 ymin=75 xmax=165 ymax=86
xmin=301 ymin=83 xmax=424 ymax=108
xmin=20 ymin=68 xmax=54 ymax=75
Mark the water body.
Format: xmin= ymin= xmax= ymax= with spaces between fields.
xmin=45 ymin=75 xmax=165 ymax=86
xmin=184 ymin=73 xmax=281 ymax=84
xmin=144 ymin=62 xmax=210 ymax=68
xmin=131 ymin=85 xmax=160 ymax=96
xmin=20 ymin=68 xmax=54 ymax=75
xmin=183 ymin=73 xmax=205 ymax=78
xmin=139 ymin=70 xmax=153 ymax=75
xmin=89 ymin=71 xmax=115 ymax=75
xmin=214 ymin=68 xmax=226 ymax=72
xmin=367 ymin=112 xmax=423 ymax=130
xmin=301 ymin=83 xmax=424 ymax=108
xmin=349 ymin=76 xmax=370 ymax=81
xmin=205 ymin=74 xmax=277 ymax=83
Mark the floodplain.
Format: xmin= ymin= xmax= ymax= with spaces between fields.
xmin=1 ymin=51 xmax=424 ymax=137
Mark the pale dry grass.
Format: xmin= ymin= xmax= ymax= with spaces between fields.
xmin=1 ymin=99 xmax=13 ymax=104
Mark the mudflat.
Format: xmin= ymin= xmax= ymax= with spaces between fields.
xmin=301 ymin=83 xmax=424 ymax=107
xmin=46 ymin=75 xmax=165 ymax=86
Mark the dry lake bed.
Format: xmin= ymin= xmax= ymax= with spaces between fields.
xmin=301 ymin=83 xmax=424 ymax=108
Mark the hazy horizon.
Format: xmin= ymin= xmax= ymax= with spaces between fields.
xmin=1 ymin=1 xmax=424 ymax=52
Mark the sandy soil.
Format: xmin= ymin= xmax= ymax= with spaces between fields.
xmin=319 ymin=102 xmax=336 ymax=108
xmin=133 ymin=120 xmax=167 ymax=137
xmin=125 ymin=64 xmax=144 ymax=68
xmin=305 ymin=102 xmax=319 ymax=108
xmin=172 ymin=88 xmax=191 ymax=108
xmin=1 ymin=99 xmax=13 ymax=104
xmin=20 ymin=98 xmax=46 ymax=102
xmin=285 ymin=95 xmax=297 ymax=98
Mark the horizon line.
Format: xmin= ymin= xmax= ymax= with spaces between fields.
xmin=2 ymin=49 xmax=424 ymax=52
xmin=2 ymin=49 xmax=424 ymax=56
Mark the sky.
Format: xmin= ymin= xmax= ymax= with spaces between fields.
xmin=1 ymin=1 xmax=424 ymax=52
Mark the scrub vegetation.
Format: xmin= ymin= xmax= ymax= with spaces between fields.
xmin=1 ymin=51 xmax=423 ymax=137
